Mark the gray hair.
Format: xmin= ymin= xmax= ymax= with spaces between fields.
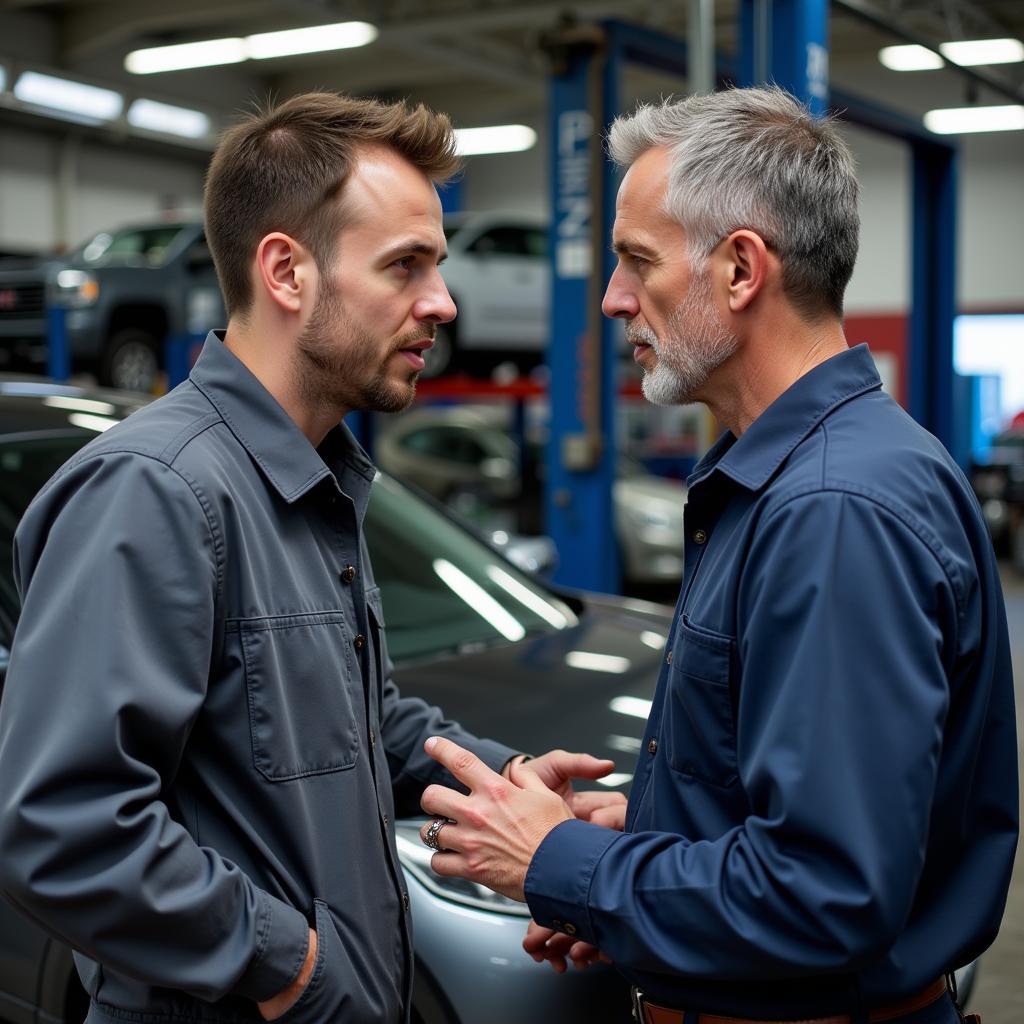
xmin=607 ymin=86 xmax=859 ymax=319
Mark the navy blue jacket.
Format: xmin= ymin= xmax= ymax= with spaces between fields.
xmin=525 ymin=345 xmax=1018 ymax=1019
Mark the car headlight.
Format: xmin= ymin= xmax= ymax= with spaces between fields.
xmin=52 ymin=269 xmax=99 ymax=308
xmin=395 ymin=824 xmax=530 ymax=917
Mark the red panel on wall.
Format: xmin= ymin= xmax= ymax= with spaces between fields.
xmin=844 ymin=313 xmax=907 ymax=407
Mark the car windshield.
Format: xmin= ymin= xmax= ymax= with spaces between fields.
xmin=73 ymin=225 xmax=187 ymax=267
xmin=0 ymin=432 xmax=575 ymax=661
xmin=365 ymin=473 xmax=574 ymax=661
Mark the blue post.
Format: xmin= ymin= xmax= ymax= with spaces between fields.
xmin=46 ymin=305 xmax=71 ymax=381
xmin=164 ymin=334 xmax=195 ymax=389
xmin=909 ymin=140 xmax=958 ymax=450
xmin=545 ymin=28 xmax=619 ymax=593
xmin=439 ymin=175 xmax=465 ymax=215
xmin=739 ymin=0 xmax=829 ymax=114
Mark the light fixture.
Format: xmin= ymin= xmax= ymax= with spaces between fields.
xmin=247 ymin=22 xmax=378 ymax=60
xmin=128 ymin=98 xmax=210 ymax=139
xmin=14 ymin=71 xmax=123 ymax=123
xmin=924 ymin=104 xmax=1024 ymax=134
xmin=879 ymin=37 xmax=1024 ymax=72
xmin=125 ymin=21 xmax=377 ymax=74
xmin=878 ymin=45 xmax=944 ymax=71
xmin=941 ymin=37 xmax=1024 ymax=66
xmin=454 ymin=125 xmax=537 ymax=157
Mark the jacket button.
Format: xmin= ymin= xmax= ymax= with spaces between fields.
xmin=340 ymin=565 xmax=356 ymax=584
xmin=666 ymin=651 xmax=673 ymax=665
xmin=402 ymin=891 xmax=410 ymax=912
xmin=563 ymin=922 xmax=577 ymax=936
xmin=648 ymin=739 xmax=658 ymax=755
xmin=354 ymin=634 xmax=366 ymax=650
xmin=370 ymin=729 xmax=376 ymax=747
xmin=382 ymin=814 xmax=389 ymax=827
xmin=693 ymin=529 xmax=708 ymax=544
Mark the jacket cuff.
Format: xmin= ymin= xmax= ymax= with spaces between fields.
xmin=524 ymin=818 xmax=620 ymax=947
xmin=233 ymin=891 xmax=312 ymax=1003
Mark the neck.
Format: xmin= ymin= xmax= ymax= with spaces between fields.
xmin=223 ymin=320 xmax=348 ymax=447
xmin=703 ymin=314 xmax=849 ymax=437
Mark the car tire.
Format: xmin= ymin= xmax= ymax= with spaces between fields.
xmin=421 ymin=324 xmax=455 ymax=379
xmin=99 ymin=328 xmax=162 ymax=393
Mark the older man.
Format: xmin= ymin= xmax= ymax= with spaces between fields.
xmin=417 ymin=87 xmax=1018 ymax=1024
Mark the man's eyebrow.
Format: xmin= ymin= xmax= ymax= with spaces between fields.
xmin=379 ymin=240 xmax=447 ymax=263
xmin=611 ymin=238 xmax=658 ymax=260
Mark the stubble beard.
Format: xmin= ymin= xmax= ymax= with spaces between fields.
xmin=294 ymin=280 xmax=433 ymax=416
xmin=629 ymin=270 xmax=740 ymax=406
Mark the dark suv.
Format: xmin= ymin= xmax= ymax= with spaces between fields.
xmin=0 ymin=221 xmax=223 ymax=392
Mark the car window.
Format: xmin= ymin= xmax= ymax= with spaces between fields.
xmin=468 ymin=227 xmax=535 ymax=258
xmin=399 ymin=426 xmax=451 ymax=458
xmin=80 ymin=225 xmax=186 ymax=266
xmin=364 ymin=473 xmax=574 ymax=661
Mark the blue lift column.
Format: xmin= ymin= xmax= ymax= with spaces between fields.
xmin=909 ymin=141 xmax=957 ymax=450
xmin=544 ymin=25 xmax=620 ymax=593
xmin=739 ymin=0 xmax=830 ymax=113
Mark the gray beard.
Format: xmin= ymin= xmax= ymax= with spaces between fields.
xmin=630 ymin=271 xmax=739 ymax=406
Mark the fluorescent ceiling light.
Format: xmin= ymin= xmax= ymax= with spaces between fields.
xmin=880 ymin=38 xmax=1024 ymax=72
xmin=126 ymin=38 xmax=246 ymax=74
xmin=455 ymin=125 xmax=537 ymax=156
xmin=247 ymin=22 xmax=378 ymax=59
xmin=128 ymin=98 xmax=210 ymax=139
xmin=14 ymin=71 xmax=123 ymax=122
xmin=924 ymin=104 xmax=1024 ymax=134
xmin=878 ymin=45 xmax=944 ymax=71
xmin=125 ymin=21 xmax=376 ymax=74
xmin=940 ymin=37 xmax=1024 ymax=66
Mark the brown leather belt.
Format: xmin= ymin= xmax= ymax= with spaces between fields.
xmin=632 ymin=976 xmax=949 ymax=1024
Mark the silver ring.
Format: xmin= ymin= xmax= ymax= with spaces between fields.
xmin=423 ymin=816 xmax=451 ymax=852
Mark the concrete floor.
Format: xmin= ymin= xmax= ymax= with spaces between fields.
xmin=968 ymin=565 xmax=1024 ymax=1022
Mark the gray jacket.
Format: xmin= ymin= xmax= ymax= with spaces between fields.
xmin=0 ymin=333 xmax=516 ymax=1023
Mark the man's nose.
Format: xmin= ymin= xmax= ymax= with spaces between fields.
xmin=418 ymin=276 xmax=457 ymax=325
xmin=602 ymin=267 xmax=638 ymax=320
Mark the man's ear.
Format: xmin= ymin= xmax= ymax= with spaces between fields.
xmin=715 ymin=229 xmax=771 ymax=314
xmin=255 ymin=233 xmax=315 ymax=314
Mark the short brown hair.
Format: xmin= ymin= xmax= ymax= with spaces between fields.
xmin=204 ymin=92 xmax=462 ymax=318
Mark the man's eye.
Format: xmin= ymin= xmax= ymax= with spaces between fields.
xmin=394 ymin=256 xmax=414 ymax=270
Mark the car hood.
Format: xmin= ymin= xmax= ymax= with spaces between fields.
xmin=392 ymin=594 xmax=672 ymax=789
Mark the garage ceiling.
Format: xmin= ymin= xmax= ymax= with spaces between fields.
xmin=2 ymin=0 xmax=1023 ymax=142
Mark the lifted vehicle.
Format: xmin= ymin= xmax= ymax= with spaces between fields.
xmin=0 ymin=221 xmax=223 ymax=392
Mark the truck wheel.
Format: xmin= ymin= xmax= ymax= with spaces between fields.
xmin=100 ymin=329 xmax=161 ymax=393
xmin=420 ymin=324 xmax=454 ymax=379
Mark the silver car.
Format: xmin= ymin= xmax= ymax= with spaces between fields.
xmin=375 ymin=406 xmax=687 ymax=585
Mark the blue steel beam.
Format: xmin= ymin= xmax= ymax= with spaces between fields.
xmin=909 ymin=141 xmax=957 ymax=449
xmin=545 ymin=29 xmax=619 ymax=593
xmin=739 ymin=0 xmax=829 ymax=113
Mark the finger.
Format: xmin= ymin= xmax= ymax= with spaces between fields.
xmin=541 ymin=751 xmax=616 ymax=780
xmin=568 ymin=941 xmax=602 ymax=969
xmin=417 ymin=818 xmax=461 ymax=853
xmin=523 ymin=922 xmax=557 ymax=955
xmin=589 ymin=804 xmax=628 ymax=830
xmin=420 ymin=783 xmax=469 ymax=820
xmin=425 ymin=736 xmax=504 ymax=792
xmin=569 ymin=790 xmax=627 ymax=816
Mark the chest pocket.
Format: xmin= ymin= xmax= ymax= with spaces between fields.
xmin=236 ymin=611 xmax=359 ymax=781
xmin=664 ymin=616 xmax=738 ymax=788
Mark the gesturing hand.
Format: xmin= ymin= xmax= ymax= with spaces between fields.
xmin=507 ymin=750 xmax=627 ymax=826
xmin=523 ymin=919 xmax=610 ymax=973
xmin=420 ymin=737 xmax=574 ymax=902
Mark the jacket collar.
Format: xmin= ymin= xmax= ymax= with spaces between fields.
xmin=189 ymin=331 xmax=375 ymax=504
xmin=689 ymin=344 xmax=882 ymax=493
